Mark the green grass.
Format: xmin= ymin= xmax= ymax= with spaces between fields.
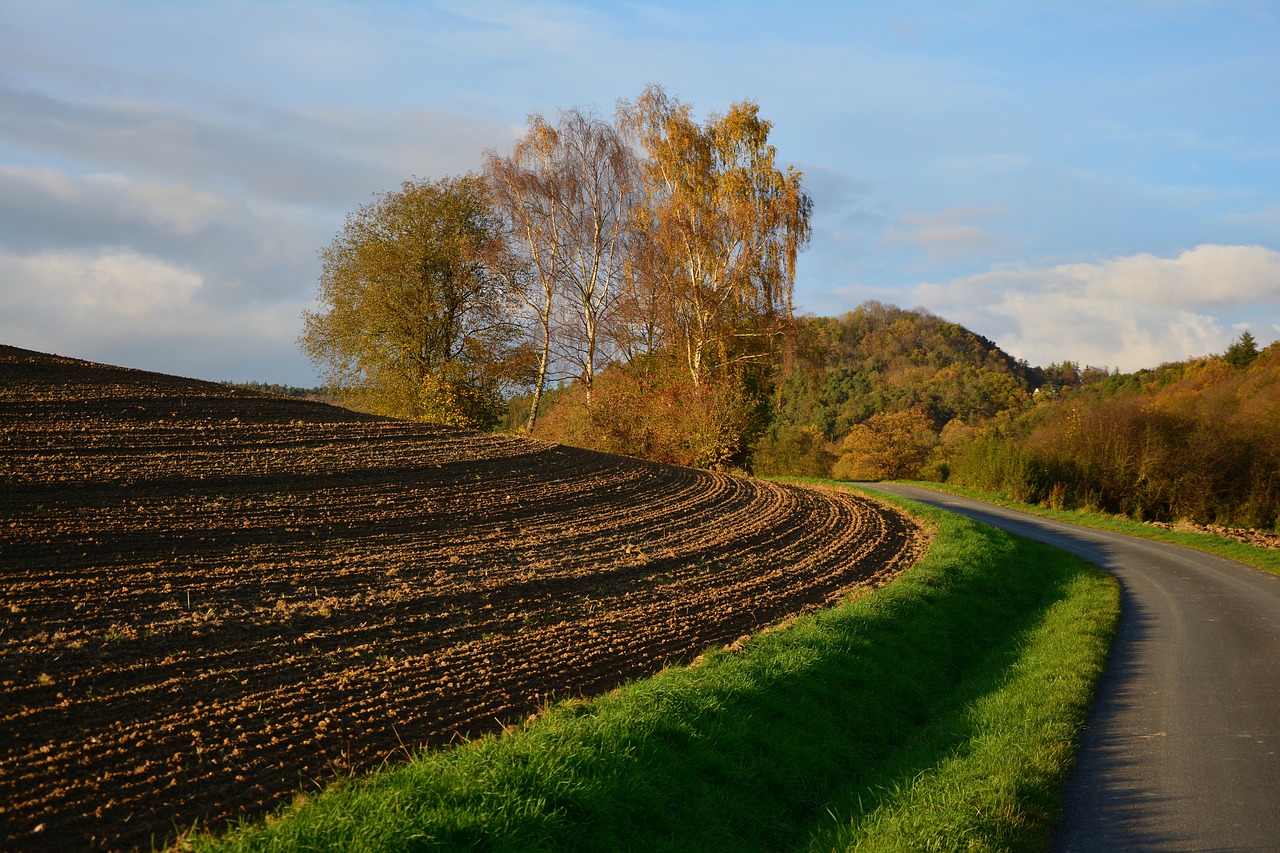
xmin=901 ymin=481 xmax=1280 ymax=577
xmin=183 ymin=486 xmax=1118 ymax=852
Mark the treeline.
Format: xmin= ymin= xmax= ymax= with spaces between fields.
xmin=300 ymin=84 xmax=810 ymax=467
xmin=294 ymin=83 xmax=1278 ymax=530
xmin=746 ymin=305 xmax=1278 ymax=532
xmin=944 ymin=336 xmax=1280 ymax=530
xmin=222 ymin=381 xmax=342 ymax=402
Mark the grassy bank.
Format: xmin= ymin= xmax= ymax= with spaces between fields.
xmin=186 ymin=487 xmax=1118 ymax=852
xmin=905 ymin=481 xmax=1280 ymax=577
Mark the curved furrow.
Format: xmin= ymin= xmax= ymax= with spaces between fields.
xmin=0 ymin=346 xmax=925 ymax=852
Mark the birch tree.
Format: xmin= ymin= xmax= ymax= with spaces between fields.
xmin=483 ymin=123 xmax=560 ymax=432
xmin=617 ymin=84 xmax=813 ymax=386
xmin=552 ymin=109 xmax=637 ymax=405
xmin=484 ymin=108 xmax=637 ymax=430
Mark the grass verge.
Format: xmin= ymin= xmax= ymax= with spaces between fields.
xmin=901 ymin=481 xmax=1280 ymax=577
xmin=183 ymin=486 xmax=1118 ymax=853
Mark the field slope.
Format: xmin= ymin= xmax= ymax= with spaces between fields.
xmin=0 ymin=346 xmax=922 ymax=851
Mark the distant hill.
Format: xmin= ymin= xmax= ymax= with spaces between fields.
xmin=752 ymin=302 xmax=1035 ymax=476
xmin=780 ymin=301 xmax=1034 ymax=434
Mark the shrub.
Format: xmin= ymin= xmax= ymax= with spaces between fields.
xmin=535 ymin=367 xmax=760 ymax=469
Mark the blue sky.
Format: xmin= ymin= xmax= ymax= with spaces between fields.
xmin=2 ymin=1 xmax=1277 ymax=385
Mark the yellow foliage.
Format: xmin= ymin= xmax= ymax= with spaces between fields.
xmin=833 ymin=409 xmax=937 ymax=481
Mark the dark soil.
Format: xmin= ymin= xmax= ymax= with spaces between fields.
xmin=0 ymin=345 xmax=925 ymax=851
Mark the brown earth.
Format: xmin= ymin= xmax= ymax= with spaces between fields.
xmin=0 ymin=345 xmax=926 ymax=851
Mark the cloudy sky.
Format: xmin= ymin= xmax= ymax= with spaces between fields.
xmin=2 ymin=1 xmax=1277 ymax=385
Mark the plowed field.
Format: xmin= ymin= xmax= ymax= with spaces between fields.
xmin=0 ymin=345 xmax=924 ymax=851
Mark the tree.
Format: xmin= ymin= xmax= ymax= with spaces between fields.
xmin=484 ymin=109 xmax=638 ymax=429
xmin=547 ymin=110 xmax=638 ymax=406
xmin=483 ymin=131 xmax=558 ymax=432
xmin=1225 ymin=330 xmax=1259 ymax=369
xmin=299 ymin=175 xmax=526 ymax=428
xmin=832 ymin=409 xmax=938 ymax=481
xmin=617 ymin=84 xmax=812 ymax=386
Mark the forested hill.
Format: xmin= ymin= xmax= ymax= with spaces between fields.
xmin=751 ymin=302 xmax=1278 ymax=531
xmin=753 ymin=302 xmax=1034 ymax=475
xmin=777 ymin=302 xmax=1034 ymax=437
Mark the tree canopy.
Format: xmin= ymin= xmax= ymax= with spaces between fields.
xmin=943 ymin=342 xmax=1280 ymax=528
xmin=1225 ymin=330 xmax=1260 ymax=369
xmin=484 ymin=108 xmax=638 ymax=429
xmin=618 ymin=84 xmax=812 ymax=386
xmin=299 ymin=175 xmax=528 ymax=428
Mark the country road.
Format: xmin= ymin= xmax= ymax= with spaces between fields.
xmin=858 ymin=483 xmax=1280 ymax=852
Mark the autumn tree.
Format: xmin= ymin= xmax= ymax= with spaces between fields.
xmin=299 ymin=175 xmax=527 ymax=428
xmin=617 ymin=84 xmax=813 ymax=386
xmin=832 ymin=408 xmax=938 ymax=481
xmin=484 ymin=109 xmax=637 ymax=429
xmin=483 ymin=132 xmax=558 ymax=432
xmin=547 ymin=110 xmax=638 ymax=404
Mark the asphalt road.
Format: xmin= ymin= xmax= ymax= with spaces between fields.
xmin=858 ymin=483 xmax=1280 ymax=852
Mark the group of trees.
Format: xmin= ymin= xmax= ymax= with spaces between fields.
xmin=300 ymin=84 xmax=811 ymax=461
xmin=944 ymin=338 xmax=1280 ymax=529
xmin=482 ymin=108 xmax=636 ymax=428
xmin=749 ymin=304 xmax=1278 ymax=531
xmin=297 ymin=87 xmax=1278 ymax=530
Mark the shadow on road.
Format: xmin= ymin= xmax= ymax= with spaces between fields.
xmin=1056 ymin=580 xmax=1189 ymax=852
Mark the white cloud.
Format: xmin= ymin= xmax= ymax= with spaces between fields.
xmin=0 ymin=248 xmax=312 ymax=383
xmin=911 ymin=244 xmax=1280 ymax=370
xmin=0 ymin=164 xmax=328 ymax=310
xmin=7 ymin=249 xmax=202 ymax=318
xmin=0 ymin=83 xmax=512 ymax=208
xmin=0 ymin=165 xmax=238 ymax=241
xmin=0 ymin=249 xmax=205 ymax=355
xmin=1058 ymin=244 xmax=1280 ymax=306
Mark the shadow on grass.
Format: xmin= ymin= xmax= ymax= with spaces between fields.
xmin=521 ymin=522 xmax=1085 ymax=851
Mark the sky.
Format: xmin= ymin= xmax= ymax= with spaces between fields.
xmin=1 ymin=1 xmax=1277 ymax=386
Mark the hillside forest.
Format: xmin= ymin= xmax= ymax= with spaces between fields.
xmin=751 ymin=305 xmax=1280 ymax=533
xmin=297 ymin=86 xmax=1279 ymax=533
